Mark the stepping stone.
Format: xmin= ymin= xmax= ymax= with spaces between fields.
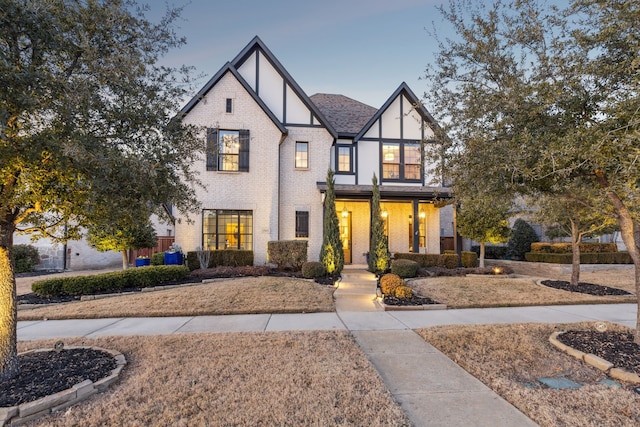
xmin=538 ymin=377 xmax=583 ymax=389
xmin=599 ymin=378 xmax=622 ymax=389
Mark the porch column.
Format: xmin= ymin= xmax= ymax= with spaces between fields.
xmin=412 ymin=199 xmax=420 ymax=253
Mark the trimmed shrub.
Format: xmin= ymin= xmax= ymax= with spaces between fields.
xmin=391 ymin=259 xmax=419 ymax=278
xmin=151 ymin=252 xmax=164 ymax=265
xmin=12 ymin=244 xmax=40 ymax=273
xmin=440 ymin=254 xmax=459 ymax=269
xmin=507 ymin=219 xmax=539 ymax=260
xmin=32 ymin=265 xmax=189 ymax=296
xmin=301 ymin=261 xmax=327 ymax=279
xmin=471 ymin=245 xmax=507 ymax=259
xmin=267 ymin=240 xmax=307 ymax=270
xmin=524 ymin=252 xmax=632 ymax=264
xmin=461 ymin=251 xmax=478 ymax=268
xmin=394 ymin=285 xmax=413 ymax=299
xmin=394 ymin=253 xmax=460 ymax=269
xmin=393 ymin=252 xmax=426 ymax=266
xmin=530 ymin=242 xmax=618 ymax=254
xmin=186 ymin=250 xmax=254 ymax=270
xmin=379 ymin=273 xmax=404 ymax=296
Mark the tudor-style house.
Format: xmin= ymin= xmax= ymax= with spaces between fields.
xmin=175 ymin=36 xmax=451 ymax=265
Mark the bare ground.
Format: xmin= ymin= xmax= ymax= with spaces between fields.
xmin=416 ymin=322 xmax=640 ymax=427
xmin=18 ymin=276 xmax=336 ymax=320
xmin=17 ymin=332 xmax=411 ymax=427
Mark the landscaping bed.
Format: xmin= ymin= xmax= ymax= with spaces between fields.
xmin=540 ymin=280 xmax=633 ymax=296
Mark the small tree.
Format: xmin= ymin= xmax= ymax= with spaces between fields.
xmin=369 ymin=174 xmax=390 ymax=274
xmin=507 ymin=219 xmax=539 ymax=261
xmin=320 ymin=169 xmax=344 ymax=275
xmin=87 ymin=219 xmax=158 ymax=270
xmin=456 ymin=195 xmax=511 ymax=268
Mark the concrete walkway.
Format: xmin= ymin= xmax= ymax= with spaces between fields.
xmin=17 ymin=267 xmax=638 ymax=426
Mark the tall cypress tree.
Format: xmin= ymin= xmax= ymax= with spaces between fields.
xmin=369 ymin=174 xmax=390 ymax=273
xmin=320 ymin=169 xmax=344 ymax=274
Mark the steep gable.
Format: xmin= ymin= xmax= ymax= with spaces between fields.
xmin=309 ymin=94 xmax=377 ymax=137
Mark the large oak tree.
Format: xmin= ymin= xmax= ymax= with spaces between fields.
xmin=0 ymin=0 xmax=202 ymax=379
xmin=425 ymin=0 xmax=640 ymax=342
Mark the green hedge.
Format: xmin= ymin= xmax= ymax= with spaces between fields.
xmin=461 ymin=251 xmax=479 ymax=268
xmin=470 ymin=245 xmax=507 ymax=259
xmin=12 ymin=244 xmax=41 ymax=273
xmin=151 ymin=252 xmax=164 ymax=265
xmin=32 ymin=265 xmax=190 ymax=297
xmin=529 ymin=242 xmax=618 ymax=254
xmin=391 ymin=259 xmax=419 ymax=278
xmin=394 ymin=253 xmax=459 ymax=269
xmin=186 ymin=250 xmax=254 ymax=270
xmin=301 ymin=261 xmax=326 ymax=279
xmin=524 ymin=252 xmax=632 ymax=264
xmin=267 ymin=240 xmax=307 ymax=270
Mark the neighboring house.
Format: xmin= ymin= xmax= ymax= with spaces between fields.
xmin=175 ymin=36 xmax=451 ymax=265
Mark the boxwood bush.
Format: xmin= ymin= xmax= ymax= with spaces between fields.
xmin=151 ymin=252 xmax=165 ymax=265
xmin=379 ymin=273 xmax=404 ymax=296
xmin=301 ymin=261 xmax=326 ymax=279
xmin=267 ymin=240 xmax=307 ymax=270
xmin=394 ymin=253 xmax=460 ymax=269
xmin=186 ymin=250 xmax=254 ymax=270
xmin=32 ymin=265 xmax=190 ymax=296
xmin=390 ymin=259 xmax=419 ymax=278
xmin=524 ymin=252 xmax=632 ymax=264
xmin=12 ymin=244 xmax=40 ymax=273
xmin=461 ymin=251 xmax=478 ymax=268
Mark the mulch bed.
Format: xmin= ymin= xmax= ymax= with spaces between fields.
xmin=557 ymin=330 xmax=640 ymax=375
xmin=383 ymin=295 xmax=440 ymax=306
xmin=0 ymin=348 xmax=116 ymax=407
xmin=540 ymin=280 xmax=632 ymax=296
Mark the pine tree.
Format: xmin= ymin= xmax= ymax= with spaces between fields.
xmin=369 ymin=174 xmax=390 ymax=274
xmin=320 ymin=169 xmax=344 ymax=274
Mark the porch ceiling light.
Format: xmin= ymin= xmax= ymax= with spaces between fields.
xmin=381 ymin=210 xmax=388 ymax=219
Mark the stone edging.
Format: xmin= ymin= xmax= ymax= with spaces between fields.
xmin=549 ymin=331 xmax=640 ymax=384
xmin=379 ymin=301 xmax=447 ymax=311
xmin=1 ymin=346 xmax=127 ymax=427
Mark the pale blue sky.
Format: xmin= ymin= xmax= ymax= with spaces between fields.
xmin=145 ymin=0 xmax=448 ymax=109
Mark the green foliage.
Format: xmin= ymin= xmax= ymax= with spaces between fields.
xmin=524 ymin=252 xmax=632 ymax=265
xmin=301 ymin=262 xmax=327 ymax=279
xmin=506 ymin=219 xmax=539 ymax=260
xmin=31 ymin=266 xmax=189 ymax=296
xmin=369 ymin=174 xmax=390 ymax=273
xmin=530 ymin=242 xmax=618 ymax=254
xmin=394 ymin=253 xmax=460 ymax=269
xmin=390 ymin=259 xmax=419 ymax=278
xmin=379 ymin=274 xmax=404 ymax=296
xmin=470 ymin=245 xmax=507 ymax=259
xmin=186 ymin=250 xmax=254 ymax=271
xmin=394 ymin=285 xmax=413 ymax=300
xmin=88 ymin=219 xmax=158 ymax=253
xmin=320 ymin=170 xmax=344 ymax=274
xmin=151 ymin=252 xmax=165 ymax=265
xmin=461 ymin=251 xmax=478 ymax=268
xmin=267 ymin=241 xmax=307 ymax=271
xmin=11 ymin=244 xmax=40 ymax=273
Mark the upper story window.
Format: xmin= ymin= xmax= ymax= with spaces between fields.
xmin=382 ymin=141 xmax=421 ymax=182
xmin=336 ymin=145 xmax=352 ymax=173
xmin=295 ymin=211 xmax=309 ymax=238
xmin=295 ymin=141 xmax=308 ymax=169
xmin=206 ymin=128 xmax=250 ymax=172
xmin=225 ymin=98 xmax=233 ymax=113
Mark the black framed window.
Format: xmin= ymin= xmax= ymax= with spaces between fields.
xmin=206 ymin=129 xmax=250 ymax=172
xmin=336 ymin=145 xmax=352 ymax=173
xmin=203 ymin=209 xmax=253 ymax=250
xmin=225 ymin=98 xmax=233 ymax=113
xmin=295 ymin=211 xmax=309 ymax=238
xmin=295 ymin=142 xmax=308 ymax=168
xmin=382 ymin=141 xmax=421 ymax=182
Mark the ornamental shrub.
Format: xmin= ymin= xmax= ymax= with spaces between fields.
xmin=12 ymin=244 xmax=40 ymax=273
xmin=186 ymin=250 xmax=254 ymax=270
xmin=461 ymin=251 xmax=478 ymax=268
xmin=394 ymin=285 xmax=413 ymax=299
xmin=151 ymin=252 xmax=164 ymax=265
xmin=301 ymin=261 xmax=327 ymax=279
xmin=439 ymin=254 xmax=459 ymax=269
xmin=32 ymin=265 xmax=189 ymax=296
xmin=380 ymin=273 xmax=404 ymax=296
xmin=507 ymin=219 xmax=539 ymax=260
xmin=391 ymin=259 xmax=419 ymax=278
xmin=267 ymin=240 xmax=307 ymax=270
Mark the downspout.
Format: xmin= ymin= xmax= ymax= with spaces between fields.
xmin=277 ymin=132 xmax=287 ymax=241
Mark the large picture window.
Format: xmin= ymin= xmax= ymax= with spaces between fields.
xmin=382 ymin=141 xmax=421 ymax=182
xmin=206 ymin=129 xmax=250 ymax=172
xmin=203 ymin=209 xmax=253 ymax=250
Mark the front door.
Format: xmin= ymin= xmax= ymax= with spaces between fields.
xmin=340 ymin=211 xmax=352 ymax=264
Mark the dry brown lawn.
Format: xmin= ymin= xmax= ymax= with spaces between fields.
xmin=18 ymin=277 xmax=335 ymax=321
xmin=18 ymin=331 xmax=410 ymax=426
xmin=417 ymin=322 xmax=640 ymax=427
xmin=409 ymin=274 xmax=637 ymax=308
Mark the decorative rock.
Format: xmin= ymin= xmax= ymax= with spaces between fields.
xmin=538 ymin=377 xmax=583 ymax=389
xmin=598 ymin=378 xmax=622 ymax=389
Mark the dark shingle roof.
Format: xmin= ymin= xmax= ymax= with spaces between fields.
xmin=309 ymin=93 xmax=377 ymax=136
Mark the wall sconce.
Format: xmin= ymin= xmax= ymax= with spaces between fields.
xmin=419 ymin=210 xmax=426 ymax=219
xmin=381 ymin=210 xmax=388 ymax=219
xmin=342 ymin=205 xmax=348 ymax=217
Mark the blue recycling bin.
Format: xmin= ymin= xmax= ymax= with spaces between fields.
xmin=164 ymin=252 xmax=183 ymax=265
xmin=135 ymin=258 xmax=151 ymax=267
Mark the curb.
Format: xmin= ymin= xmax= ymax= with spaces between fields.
xmin=379 ymin=301 xmax=447 ymax=311
xmin=1 ymin=346 xmax=127 ymax=427
xmin=549 ymin=331 xmax=640 ymax=384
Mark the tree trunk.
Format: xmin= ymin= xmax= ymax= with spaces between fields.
xmin=479 ymin=242 xmax=486 ymax=268
xmin=570 ymin=219 xmax=581 ymax=286
xmin=121 ymin=249 xmax=129 ymax=270
xmin=0 ymin=219 xmax=18 ymax=381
